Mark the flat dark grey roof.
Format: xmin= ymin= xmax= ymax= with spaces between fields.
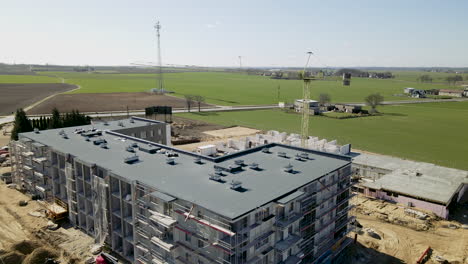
xmin=20 ymin=118 xmax=351 ymax=220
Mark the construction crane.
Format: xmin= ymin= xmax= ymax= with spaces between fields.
xmin=300 ymin=51 xmax=314 ymax=148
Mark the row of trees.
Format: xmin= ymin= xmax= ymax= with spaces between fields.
xmin=11 ymin=108 xmax=91 ymax=140
xmin=446 ymin=75 xmax=463 ymax=85
xmin=418 ymin=74 xmax=464 ymax=85
xmin=184 ymin=95 xmax=205 ymax=112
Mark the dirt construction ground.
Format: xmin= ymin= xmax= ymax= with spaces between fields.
xmin=347 ymin=195 xmax=468 ymax=264
xmin=0 ymin=83 xmax=77 ymax=116
xmin=0 ymin=181 xmax=95 ymax=264
xmin=27 ymin=92 xmax=211 ymax=114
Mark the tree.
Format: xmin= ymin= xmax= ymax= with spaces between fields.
xmin=446 ymin=75 xmax=463 ymax=85
xmin=318 ymin=93 xmax=331 ymax=106
xmin=364 ymin=93 xmax=384 ymax=114
xmin=418 ymin=74 xmax=433 ymax=83
xmin=11 ymin=109 xmax=33 ymax=140
xmin=193 ymin=95 xmax=205 ymax=112
xmin=49 ymin=107 xmax=62 ymax=128
xmin=184 ymin=95 xmax=195 ymax=112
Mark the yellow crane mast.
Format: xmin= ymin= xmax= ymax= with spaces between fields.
xmin=301 ymin=52 xmax=314 ymax=148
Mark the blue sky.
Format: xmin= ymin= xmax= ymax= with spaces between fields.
xmin=1 ymin=0 xmax=467 ymax=67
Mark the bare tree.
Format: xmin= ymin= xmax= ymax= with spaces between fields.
xmin=184 ymin=95 xmax=195 ymax=112
xmin=193 ymin=95 xmax=205 ymax=112
xmin=364 ymin=93 xmax=384 ymax=114
xmin=318 ymin=93 xmax=331 ymax=106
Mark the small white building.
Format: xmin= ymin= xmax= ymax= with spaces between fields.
xmin=404 ymin=87 xmax=415 ymax=94
xmin=294 ymin=99 xmax=320 ymax=115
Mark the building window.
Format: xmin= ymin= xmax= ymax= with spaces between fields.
xmin=198 ymin=239 xmax=204 ymax=248
xmin=185 ymin=233 xmax=191 ymax=242
xmin=131 ymin=133 xmax=136 ymax=137
xmin=289 ymin=202 xmax=294 ymax=212
xmin=141 ymin=131 xmax=147 ymax=139
xmin=288 ymin=225 xmax=293 ymax=235
xmin=158 ymin=128 xmax=162 ymax=135
xmin=150 ymin=130 xmax=154 ymax=137
xmin=198 ymin=260 xmax=204 ymax=264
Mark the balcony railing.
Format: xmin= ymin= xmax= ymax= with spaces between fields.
xmin=276 ymin=213 xmax=302 ymax=229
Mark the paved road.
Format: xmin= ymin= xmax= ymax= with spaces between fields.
xmin=345 ymin=98 xmax=468 ymax=106
xmin=0 ymin=105 xmax=279 ymax=125
xmin=2 ymin=97 xmax=468 ymax=126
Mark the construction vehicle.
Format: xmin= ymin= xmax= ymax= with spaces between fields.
xmin=45 ymin=198 xmax=68 ymax=222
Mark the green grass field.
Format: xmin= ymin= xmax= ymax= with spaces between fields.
xmin=0 ymin=74 xmax=61 ymax=83
xmin=35 ymin=71 xmax=453 ymax=106
xmin=178 ymin=101 xmax=468 ymax=170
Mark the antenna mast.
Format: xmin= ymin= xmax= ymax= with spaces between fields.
xmin=154 ymin=20 xmax=164 ymax=93
xmin=238 ymin=56 xmax=242 ymax=70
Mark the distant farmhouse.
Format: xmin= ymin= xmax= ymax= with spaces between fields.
xmin=439 ymin=89 xmax=465 ymax=98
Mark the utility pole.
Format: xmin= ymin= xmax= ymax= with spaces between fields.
xmin=154 ymin=20 xmax=164 ymax=93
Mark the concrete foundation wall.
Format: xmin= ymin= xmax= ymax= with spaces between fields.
xmin=363 ymin=188 xmax=449 ymax=219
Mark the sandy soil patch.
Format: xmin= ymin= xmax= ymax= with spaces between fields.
xmin=0 ymin=181 xmax=95 ymax=263
xmin=202 ymin=126 xmax=260 ymax=138
xmin=347 ymin=195 xmax=468 ymax=264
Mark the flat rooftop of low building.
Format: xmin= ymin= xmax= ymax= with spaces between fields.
xmin=354 ymin=152 xmax=468 ymax=205
xmin=20 ymin=118 xmax=351 ymax=220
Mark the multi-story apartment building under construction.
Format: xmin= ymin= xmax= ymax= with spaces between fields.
xmin=9 ymin=117 xmax=354 ymax=264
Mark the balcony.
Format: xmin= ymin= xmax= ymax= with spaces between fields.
xmin=275 ymin=234 xmax=301 ymax=252
xmin=149 ymin=210 xmax=177 ymax=228
xmin=280 ymin=255 xmax=301 ymax=264
xmin=276 ymin=213 xmax=302 ymax=229
xmin=150 ymin=236 xmax=176 ymax=252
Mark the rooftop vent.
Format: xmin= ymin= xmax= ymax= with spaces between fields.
xmin=139 ymin=144 xmax=160 ymax=154
xmin=130 ymin=118 xmax=135 ymax=123
xmin=194 ymin=157 xmax=203 ymax=164
xmin=33 ymin=128 xmax=39 ymax=134
xmin=230 ymin=180 xmax=243 ymax=190
xmin=93 ymin=139 xmax=107 ymax=145
xmin=249 ymin=163 xmax=259 ymax=170
xmin=209 ymin=170 xmax=225 ymax=182
xmin=262 ymin=147 xmax=270 ymax=153
xmin=166 ymin=151 xmax=179 ymax=157
xmin=100 ymin=143 xmax=108 ymax=149
xmin=131 ymin=142 xmax=138 ymax=148
xmin=283 ymin=163 xmax=294 ymax=173
xmin=209 ymin=173 xmax=222 ymax=182
xmin=124 ymin=155 xmax=139 ymax=164
xmin=234 ymin=159 xmax=244 ymax=166
xmin=58 ymin=129 xmax=65 ymax=135
xmin=126 ymin=146 xmax=135 ymax=153
xmin=300 ymin=153 xmax=309 ymax=159
xmin=228 ymin=164 xmax=242 ymax=172
xmin=166 ymin=157 xmax=176 ymax=165
xmin=85 ymin=137 xmax=90 ymax=142
xmin=62 ymin=133 xmax=68 ymax=139
xmin=104 ymin=121 xmax=109 ymax=126
xmin=118 ymin=121 xmax=124 ymax=127
xmin=277 ymin=152 xmax=287 ymax=158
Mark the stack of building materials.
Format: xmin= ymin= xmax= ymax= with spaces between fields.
xmin=219 ymin=130 xmax=351 ymax=156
